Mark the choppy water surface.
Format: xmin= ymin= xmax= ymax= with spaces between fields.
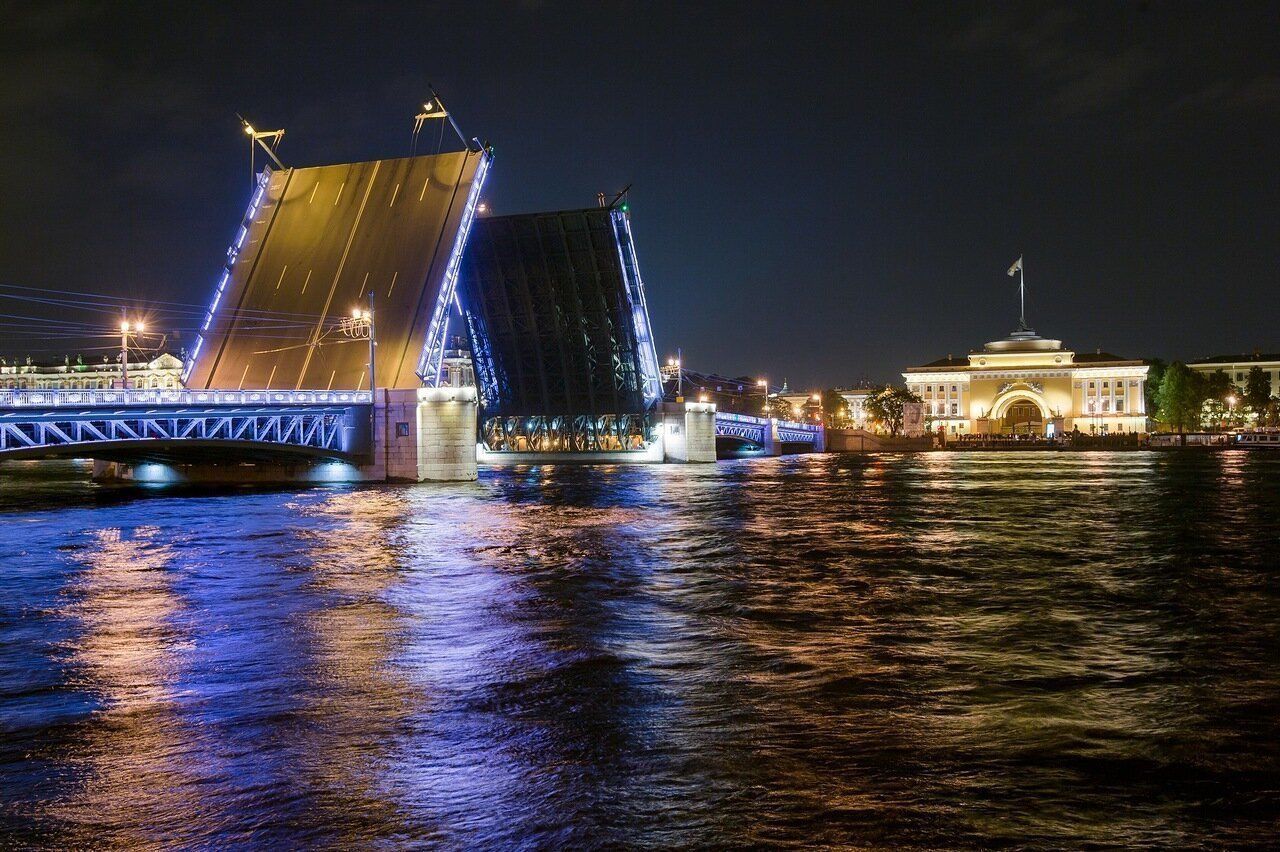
xmin=1 ymin=452 xmax=1278 ymax=849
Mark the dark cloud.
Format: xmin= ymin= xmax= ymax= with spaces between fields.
xmin=952 ymin=5 xmax=1163 ymax=118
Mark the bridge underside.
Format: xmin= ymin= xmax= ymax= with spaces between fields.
xmin=185 ymin=149 xmax=489 ymax=392
xmin=457 ymin=205 xmax=663 ymax=454
xmin=1 ymin=440 xmax=356 ymax=465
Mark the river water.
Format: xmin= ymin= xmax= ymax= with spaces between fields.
xmin=1 ymin=452 xmax=1277 ymax=849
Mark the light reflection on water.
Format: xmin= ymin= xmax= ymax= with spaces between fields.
xmin=1 ymin=453 xmax=1278 ymax=848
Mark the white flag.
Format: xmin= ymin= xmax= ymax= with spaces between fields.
xmin=1007 ymin=256 xmax=1023 ymax=276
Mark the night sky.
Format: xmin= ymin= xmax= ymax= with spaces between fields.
xmin=2 ymin=1 xmax=1277 ymax=387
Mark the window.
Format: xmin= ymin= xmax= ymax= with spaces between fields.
xmin=951 ymin=403 xmax=958 ymax=415
xmin=951 ymin=385 xmax=958 ymax=393
xmin=1116 ymin=400 xmax=1124 ymax=412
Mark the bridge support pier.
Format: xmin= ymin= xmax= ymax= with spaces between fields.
xmin=661 ymin=401 xmax=717 ymax=463
xmin=410 ymin=386 xmax=478 ymax=481
xmin=368 ymin=386 xmax=478 ymax=481
xmin=761 ymin=420 xmax=781 ymax=456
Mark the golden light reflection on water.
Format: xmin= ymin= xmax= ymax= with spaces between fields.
xmin=49 ymin=524 xmax=207 ymax=845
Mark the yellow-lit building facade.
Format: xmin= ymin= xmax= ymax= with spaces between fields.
xmin=903 ymin=329 xmax=1149 ymax=437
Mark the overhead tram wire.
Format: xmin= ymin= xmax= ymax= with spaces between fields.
xmin=0 ymin=283 xmax=340 ymax=323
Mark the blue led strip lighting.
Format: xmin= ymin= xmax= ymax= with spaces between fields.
xmin=464 ymin=308 xmax=499 ymax=408
xmin=611 ymin=209 xmax=663 ymax=407
xmin=182 ymin=168 xmax=273 ymax=385
xmin=417 ymin=152 xmax=491 ymax=385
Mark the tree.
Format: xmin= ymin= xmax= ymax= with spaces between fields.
xmin=768 ymin=396 xmax=796 ymax=420
xmin=1201 ymin=369 xmax=1237 ymax=430
xmin=820 ymin=388 xmax=849 ymax=428
xmin=1244 ymin=366 xmax=1272 ymax=422
xmin=865 ymin=385 xmax=922 ymax=437
xmin=1144 ymin=358 xmax=1167 ymax=422
xmin=1155 ymin=362 xmax=1205 ymax=434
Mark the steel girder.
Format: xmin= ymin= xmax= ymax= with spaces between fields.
xmin=0 ymin=408 xmax=354 ymax=458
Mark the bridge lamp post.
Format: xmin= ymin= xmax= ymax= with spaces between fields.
xmin=666 ymin=352 xmax=683 ymax=400
xmin=352 ymin=297 xmax=376 ymax=395
xmin=119 ymin=318 xmax=145 ymax=390
xmin=757 ymin=379 xmax=769 ymax=417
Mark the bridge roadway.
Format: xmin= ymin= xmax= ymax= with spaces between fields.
xmin=0 ymin=388 xmax=371 ymax=463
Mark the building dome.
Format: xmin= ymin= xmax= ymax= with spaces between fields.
xmin=981 ymin=328 xmax=1064 ymax=353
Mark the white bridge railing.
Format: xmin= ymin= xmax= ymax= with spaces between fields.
xmin=0 ymin=388 xmax=373 ymax=409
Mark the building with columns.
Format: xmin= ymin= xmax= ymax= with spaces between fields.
xmin=0 ymin=352 xmax=183 ymax=390
xmin=836 ymin=388 xmax=874 ymax=429
xmin=903 ymin=327 xmax=1149 ymax=437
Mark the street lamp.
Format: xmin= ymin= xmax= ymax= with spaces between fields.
xmin=348 ymin=296 xmax=377 ymax=394
xmin=119 ymin=318 xmax=146 ymax=390
xmin=238 ymin=114 xmax=285 ymax=187
xmin=757 ymin=378 xmax=769 ymax=416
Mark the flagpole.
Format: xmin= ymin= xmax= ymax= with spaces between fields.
xmin=1020 ymin=262 xmax=1026 ymax=329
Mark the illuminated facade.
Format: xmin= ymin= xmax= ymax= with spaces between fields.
xmin=1189 ymin=352 xmax=1280 ymax=397
xmin=837 ymin=388 xmax=873 ymax=428
xmin=903 ymin=328 xmax=1149 ymax=436
xmin=0 ymin=353 xmax=183 ymax=390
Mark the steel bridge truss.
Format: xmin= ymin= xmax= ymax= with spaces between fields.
xmin=713 ymin=412 xmax=822 ymax=446
xmin=481 ymin=413 xmax=653 ymax=453
xmin=0 ymin=407 xmax=356 ymax=458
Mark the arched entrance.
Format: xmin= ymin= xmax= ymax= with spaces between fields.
xmin=1002 ymin=401 xmax=1043 ymax=435
xmin=990 ymin=388 xmax=1052 ymax=436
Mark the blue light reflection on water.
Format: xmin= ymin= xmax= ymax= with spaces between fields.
xmin=1 ymin=452 xmax=1278 ymax=849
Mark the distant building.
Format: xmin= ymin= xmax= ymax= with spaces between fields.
xmin=0 ymin=352 xmax=183 ymax=390
xmin=903 ymin=326 xmax=1149 ymax=437
xmin=1188 ymin=352 xmax=1280 ymax=397
xmin=836 ymin=388 xmax=874 ymax=428
xmin=777 ymin=382 xmax=822 ymax=421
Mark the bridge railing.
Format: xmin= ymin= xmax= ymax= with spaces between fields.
xmin=0 ymin=388 xmax=373 ymax=409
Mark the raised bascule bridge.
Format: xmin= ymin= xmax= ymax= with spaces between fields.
xmin=0 ymin=147 xmax=821 ymax=482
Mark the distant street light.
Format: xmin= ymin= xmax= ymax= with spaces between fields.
xmin=757 ymin=378 xmax=768 ymax=416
